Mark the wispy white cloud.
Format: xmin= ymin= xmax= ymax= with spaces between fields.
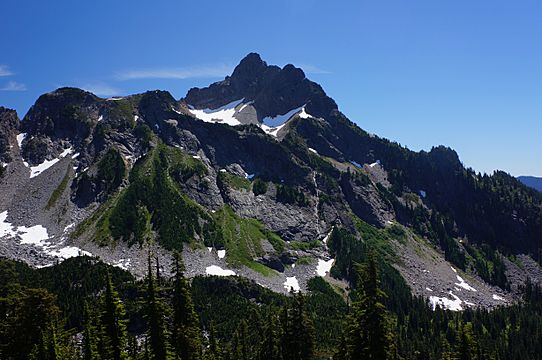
xmin=295 ymin=63 xmax=331 ymax=75
xmin=115 ymin=64 xmax=233 ymax=81
xmin=81 ymin=83 xmax=121 ymax=97
xmin=0 ymin=65 xmax=14 ymax=77
xmin=0 ymin=81 xmax=27 ymax=91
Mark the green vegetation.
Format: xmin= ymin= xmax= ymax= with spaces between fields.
xmin=252 ymin=177 xmax=268 ymax=195
xmin=96 ymin=148 xmax=126 ymax=195
xmin=288 ymin=240 xmax=320 ymax=251
xmin=76 ymin=143 xmax=216 ymax=250
xmin=107 ymin=144 xmax=216 ymax=250
xmin=213 ymin=206 xmax=284 ymax=276
xmin=276 ymin=184 xmax=308 ymax=206
xmin=2 ymin=255 xmax=542 ymax=359
xmin=217 ymin=171 xmax=251 ymax=191
xmin=46 ymin=165 xmax=71 ymax=209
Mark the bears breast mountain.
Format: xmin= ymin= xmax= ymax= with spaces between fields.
xmin=1 ymin=53 xmax=541 ymax=311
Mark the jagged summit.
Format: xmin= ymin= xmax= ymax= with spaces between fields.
xmin=183 ymin=53 xmax=337 ymax=130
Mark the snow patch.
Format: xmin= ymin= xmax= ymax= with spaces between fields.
xmin=261 ymin=123 xmax=286 ymax=137
xmin=283 ymin=276 xmax=300 ymax=292
xmin=426 ymin=287 xmax=433 ymax=292
xmin=298 ymin=107 xmax=314 ymax=119
xmin=261 ymin=106 xmax=304 ymax=128
xmin=16 ymin=133 xmax=27 ymax=148
xmin=451 ymin=267 xmax=457 ymax=273
xmin=29 ymin=148 xmax=73 ymax=178
xmin=217 ymin=250 xmax=226 ymax=259
xmin=322 ymin=227 xmax=334 ymax=245
xmin=47 ymin=246 xmax=92 ymax=260
xmin=188 ymin=99 xmax=244 ymax=126
xmin=419 ymin=190 xmax=427 ymax=198
xmin=455 ymin=275 xmax=477 ymax=292
xmin=308 ymin=148 xmax=318 ymax=154
xmin=114 ymin=259 xmax=131 ymax=270
xmin=64 ymin=223 xmax=75 ymax=232
xmin=369 ymin=160 xmax=381 ymax=167
xmin=493 ymin=294 xmax=505 ymax=301
xmin=315 ymin=258 xmax=334 ymax=277
xmin=206 ymin=265 xmax=236 ymax=277
xmin=429 ymin=292 xmax=463 ymax=311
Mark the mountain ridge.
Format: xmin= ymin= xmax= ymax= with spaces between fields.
xmin=0 ymin=53 xmax=541 ymax=311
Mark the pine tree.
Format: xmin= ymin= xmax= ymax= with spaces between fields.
xmin=258 ymin=312 xmax=282 ymax=360
xmin=345 ymin=252 xmax=394 ymax=360
xmin=171 ymin=252 xmax=202 ymax=360
xmin=234 ymin=320 xmax=250 ymax=360
xmin=280 ymin=292 xmax=315 ymax=360
xmin=146 ymin=254 xmax=170 ymax=360
xmin=453 ymin=323 xmax=478 ymax=360
xmin=207 ymin=321 xmax=221 ymax=360
xmin=82 ymin=303 xmax=98 ymax=360
xmin=100 ymin=272 xmax=128 ymax=360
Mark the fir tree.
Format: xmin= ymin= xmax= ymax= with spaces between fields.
xmin=100 ymin=272 xmax=128 ymax=360
xmin=346 ymin=252 xmax=394 ymax=360
xmin=82 ymin=303 xmax=98 ymax=360
xmin=281 ymin=292 xmax=315 ymax=360
xmin=207 ymin=321 xmax=221 ymax=360
xmin=258 ymin=312 xmax=282 ymax=360
xmin=171 ymin=252 xmax=202 ymax=360
xmin=146 ymin=254 xmax=170 ymax=360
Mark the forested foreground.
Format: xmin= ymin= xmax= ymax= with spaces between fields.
xmin=1 ymin=254 xmax=542 ymax=360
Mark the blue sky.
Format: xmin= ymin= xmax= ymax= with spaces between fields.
xmin=1 ymin=0 xmax=541 ymax=176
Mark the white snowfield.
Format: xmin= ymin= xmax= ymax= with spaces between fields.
xmin=27 ymin=147 xmax=74 ymax=178
xmin=1 ymin=210 xmax=50 ymax=245
xmin=455 ymin=275 xmax=477 ymax=292
xmin=493 ymin=294 xmax=505 ymax=301
xmin=217 ymin=249 xmax=226 ymax=259
xmin=48 ymin=246 xmax=92 ymax=260
xmin=1 ymin=211 xmax=90 ymax=262
xmin=283 ymin=276 xmax=300 ymax=292
xmin=322 ymin=227 xmax=334 ymax=245
xmin=206 ymin=265 xmax=236 ymax=276
xmin=315 ymin=258 xmax=334 ymax=277
xmin=188 ymin=99 xmax=244 ymax=126
xmin=429 ymin=291 xmax=464 ymax=311
xmin=16 ymin=133 xmax=27 ymax=148
xmin=188 ymin=101 xmax=316 ymax=138
xmin=262 ymin=106 xmax=304 ymax=128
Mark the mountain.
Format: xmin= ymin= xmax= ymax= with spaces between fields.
xmin=1 ymin=53 xmax=542 ymax=313
xmin=518 ymin=176 xmax=542 ymax=193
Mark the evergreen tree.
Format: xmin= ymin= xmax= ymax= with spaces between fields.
xmin=171 ymin=252 xmax=202 ymax=360
xmin=82 ymin=303 xmax=98 ymax=360
xmin=345 ymin=252 xmax=394 ymax=360
xmin=146 ymin=254 xmax=170 ymax=360
xmin=207 ymin=321 xmax=221 ymax=360
xmin=453 ymin=323 xmax=478 ymax=360
xmin=280 ymin=292 xmax=315 ymax=360
xmin=100 ymin=272 xmax=128 ymax=360
xmin=258 ymin=312 xmax=282 ymax=360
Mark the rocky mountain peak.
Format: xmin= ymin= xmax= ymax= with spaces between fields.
xmin=183 ymin=53 xmax=337 ymax=125
xmin=230 ymin=52 xmax=271 ymax=80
